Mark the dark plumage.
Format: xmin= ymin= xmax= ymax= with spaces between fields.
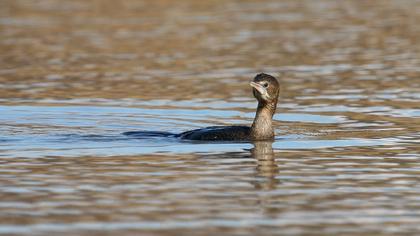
xmin=176 ymin=126 xmax=251 ymax=141
xmin=177 ymin=73 xmax=280 ymax=141
xmin=124 ymin=73 xmax=280 ymax=141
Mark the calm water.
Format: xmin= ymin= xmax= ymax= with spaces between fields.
xmin=1 ymin=0 xmax=420 ymax=235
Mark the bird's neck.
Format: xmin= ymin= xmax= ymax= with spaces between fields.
xmin=250 ymin=100 xmax=277 ymax=140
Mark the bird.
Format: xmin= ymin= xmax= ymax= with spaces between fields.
xmin=124 ymin=73 xmax=280 ymax=141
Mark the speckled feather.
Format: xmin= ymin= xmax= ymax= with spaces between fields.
xmin=177 ymin=126 xmax=251 ymax=141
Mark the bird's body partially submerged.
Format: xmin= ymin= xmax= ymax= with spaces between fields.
xmin=177 ymin=73 xmax=280 ymax=141
xmin=124 ymin=73 xmax=280 ymax=141
xmin=176 ymin=126 xmax=251 ymax=141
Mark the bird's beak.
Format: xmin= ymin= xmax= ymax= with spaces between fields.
xmin=250 ymin=82 xmax=269 ymax=98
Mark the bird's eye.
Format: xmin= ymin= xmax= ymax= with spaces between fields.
xmin=263 ymin=82 xmax=269 ymax=88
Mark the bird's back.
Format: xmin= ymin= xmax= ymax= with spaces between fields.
xmin=177 ymin=126 xmax=251 ymax=141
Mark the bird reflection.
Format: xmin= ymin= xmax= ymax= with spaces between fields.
xmin=250 ymin=141 xmax=279 ymax=190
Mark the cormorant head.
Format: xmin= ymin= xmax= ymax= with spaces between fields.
xmin=250 ymin=73 xmax=279 ymax=103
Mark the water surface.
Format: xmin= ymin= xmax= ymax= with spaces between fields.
xmin=1 ymin=0 xmax=420 ymax=235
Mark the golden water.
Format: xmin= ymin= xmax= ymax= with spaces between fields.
xmin=0 ymin=1 xmax=419 ymax=235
